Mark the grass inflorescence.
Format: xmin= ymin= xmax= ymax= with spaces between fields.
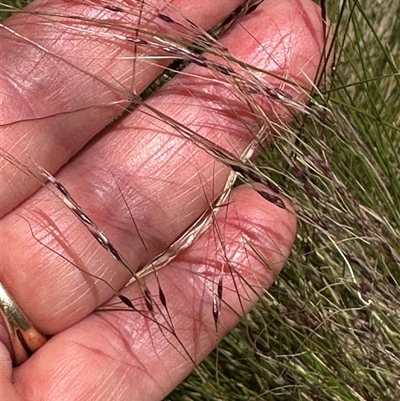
xmin=1 ymin=0 xmax=399 ymax=400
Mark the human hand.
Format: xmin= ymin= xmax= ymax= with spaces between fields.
xmin=0 ymin=0 xmax=327 ymax=399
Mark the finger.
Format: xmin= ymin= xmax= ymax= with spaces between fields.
xmin=0 ymin=343 xmax=21 ymax=401
xmin=11 ymin=185 xmax=297 ymax=401
xmin=0 ymin=0 xmax=244 ymax=216
xmin=0 ymin=0 xmax=327 ymax=339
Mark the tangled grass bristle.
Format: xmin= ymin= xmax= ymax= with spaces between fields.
xmin=1 ymin=0 xmax=399 ymax=400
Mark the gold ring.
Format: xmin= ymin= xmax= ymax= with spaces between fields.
xmin=0 ymin=282 xmax=47 ymax=365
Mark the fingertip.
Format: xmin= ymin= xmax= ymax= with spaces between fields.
xmin=0 ymin=342 xmax=22 ymax=401
xmin=172 ymin=184 xmax=297 ymax=307
xmin=225 ymin=184 xmax=297 ymax=272
xmin=229 ymin=0 xmax=331 ymax=92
